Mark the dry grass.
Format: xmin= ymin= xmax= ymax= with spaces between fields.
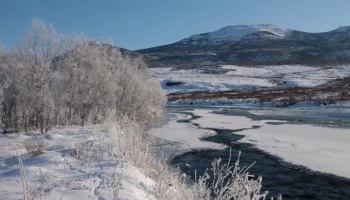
xmin=168 ymin=78 xmax=350 ymax=105
xmin=23 ymin=136 xmax=47 ymax=156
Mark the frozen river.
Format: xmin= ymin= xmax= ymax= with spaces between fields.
xmin=166 ymin=106 xmax=350 ymax=199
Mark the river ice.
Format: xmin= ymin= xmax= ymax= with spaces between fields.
xmin=190 ymin=109 xmax=350 ymax=179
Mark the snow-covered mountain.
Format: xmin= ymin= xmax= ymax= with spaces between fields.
xmin=180 ymin=24 xmax=292 ymax=44
xmin=137 ymin=24 xmax=350 ymax=67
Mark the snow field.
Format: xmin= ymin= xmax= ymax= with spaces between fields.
xmin=148 ymin=67 xmax=274 ymax=93
xmin=0 ymin=126 xmax=156 ymax=200
xmin=148 ymin=65 xmax=350 ymax=93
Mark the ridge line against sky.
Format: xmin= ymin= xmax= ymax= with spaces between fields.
xmin=1 ymin=0 xmax=349 ymax=50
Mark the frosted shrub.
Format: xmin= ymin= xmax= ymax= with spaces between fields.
xmin=103 ymin=116 xmax=153 ymax=168
xmin=23 ymin=136 xmax=47 ymax=156
xmin=72 ymin=139 xmax=95 ymax=161
xmin=150 ymin=150 xmax=281 ymax=200
xmin=208 ymin=151 xmax=267 ymax=200
xmin=16 ymin=151 xmax=52 ymax=200
xmin=150 ymin=157 xmax=210 ymax=200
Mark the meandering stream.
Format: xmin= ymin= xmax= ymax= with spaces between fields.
xmin=169 ymin=106 xmax=350 ymax=200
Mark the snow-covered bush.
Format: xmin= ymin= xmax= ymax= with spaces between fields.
xmin=149 ymin=156 xmax=211 ymax=200
xmin=72 ymin=139 xmax=95 ymax=161
xmin=23 ymin=136 xmax=47 ymax=156
xmin=208 ymin=151 xmax=268 ymax=200
xmin=150 ymin=150 xmax=281 ymax=200
xmin=101 ymin=116 xmax=154 ymax=168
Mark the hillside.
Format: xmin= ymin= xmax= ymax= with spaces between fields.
xmin=137 ymin=24 xmax=350 ymax=67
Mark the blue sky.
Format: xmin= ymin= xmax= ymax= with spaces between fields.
xmin=1 ymin=0 xmax=349 ymax=50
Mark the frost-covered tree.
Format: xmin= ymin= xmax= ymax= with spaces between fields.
xmin=0 ymin=47 xmax=24 ymax=132
xmin=0 ymin=47 xmax=6 ymax=128
xmin=0 ymin=19 xmax=165 ymax=133
xmin=60 ymin=42 xmax=164 ymax=126
xmin=11 ymin=19 xmax=60 ymax=133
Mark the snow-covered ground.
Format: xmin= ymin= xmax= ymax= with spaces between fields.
xmin=148 ymin=65 xmax=350 ymax=93
xmin=149 ymin=67 xmax=273 ymax=93
xmin=188 ymin=109 xmax=350 ymax=179
xmin=149 ymin=113 xmax=226 ymax=159
xmin=0 ymin=127 xmax=155 ymax=200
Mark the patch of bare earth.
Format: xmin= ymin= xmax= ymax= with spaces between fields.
xmin=168 ymin=77 xmax=350 ymax=105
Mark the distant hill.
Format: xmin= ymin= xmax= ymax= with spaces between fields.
xmin=136 ymin=24 xmax=350 ymax=67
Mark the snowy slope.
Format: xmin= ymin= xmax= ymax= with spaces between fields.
xmin=180 ymin=24 xmax=292 ymax=44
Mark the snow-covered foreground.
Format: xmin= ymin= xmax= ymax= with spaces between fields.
xmin=0 ymin=127 xmax=155 ymax=200
xmin=190 ymin=109 xmax=350 ymax=179
xmin=2 ymin=108 xmax=348 ymax=199
xmin=148 ymin=65 xmax=350 ymax=93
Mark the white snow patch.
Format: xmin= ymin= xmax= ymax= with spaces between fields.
xmin=191 ymin=109 xmax=283 ymax=130
xmin=239 ymin=124 xmax=350 ymax=179
xmin=149 ymin=113 xmax=226 ymax=159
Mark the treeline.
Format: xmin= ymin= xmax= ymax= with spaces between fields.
xmin=0 ymin=19 xmax=165 ymax=133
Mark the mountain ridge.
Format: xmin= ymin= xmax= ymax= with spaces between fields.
xmin=180 ymin=24 xmax=292 ymax=44
xmin=136 ymin=24 xmax=350 ymax=67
